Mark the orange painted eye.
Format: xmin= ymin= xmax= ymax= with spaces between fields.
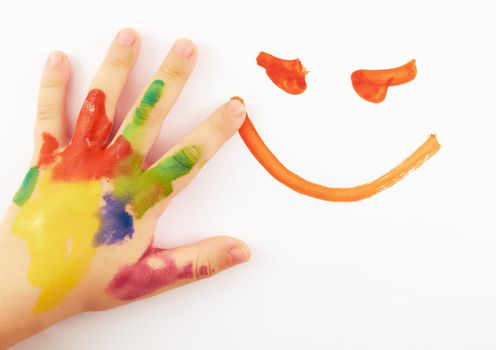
xmin=351 ymin=60 xmax=417 ymax=103
xmin=256 ymin=51 xmax=308 ymax=94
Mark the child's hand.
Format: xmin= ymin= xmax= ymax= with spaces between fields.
xmin=0 ymin=28 xmax=250 ymax=347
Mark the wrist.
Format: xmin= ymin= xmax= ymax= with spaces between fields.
xmin=0 ymin=299 xmax=45 ymax=349
xmin=0 ymin=222 xmax=58 ymax=348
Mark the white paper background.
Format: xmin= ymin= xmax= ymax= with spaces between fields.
xmin=1 ymin=0 xmax=495 ymax=349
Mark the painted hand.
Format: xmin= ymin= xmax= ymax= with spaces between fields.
xmin=0 ymin=29 xmax=250 ymax=346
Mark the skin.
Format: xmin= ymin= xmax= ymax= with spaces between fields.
xmin=0 ymin=28 xmax=251 ymax=348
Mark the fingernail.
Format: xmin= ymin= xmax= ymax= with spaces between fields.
xmin=226 ymin=99 xmax=245 ymax=118
xmin=48 ymin=52 xmax=62 ymax=67
xmin=173 ymin=38 xmax=194 ymax=58
xmin=228 ymin=246 xmax=250 ymax=266
xmin=117 ymin=29 xmax=136 ymax=46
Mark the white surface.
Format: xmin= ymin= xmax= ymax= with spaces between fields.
xmin=1 ymin=0 xmax=495 ymax=349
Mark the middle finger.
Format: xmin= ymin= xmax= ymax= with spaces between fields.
xmin=114 ymin=38 xmax=198 ymax=154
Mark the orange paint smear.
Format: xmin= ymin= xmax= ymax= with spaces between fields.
xmin=351 ymin=60 xmax=417 ymax=103
xmin=235 ymin=98 xmax=440 ymax=201
xmin=257 ymin=51 xmax=308 ymax=94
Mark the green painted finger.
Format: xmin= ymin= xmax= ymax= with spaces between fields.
xmin=122 ymin=79 xmax=166 ymax=149
xmin=114 ymin=145 xmax=202 ymax=218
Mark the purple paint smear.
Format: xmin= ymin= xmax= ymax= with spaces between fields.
xmin=94 ymin=193 xmax=134 ymax=245
xmin=106 ymin=245 xmax=193 ymax=300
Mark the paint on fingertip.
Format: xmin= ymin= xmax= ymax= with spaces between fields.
xmin=231 ymin=96 xmax=245 ymax=105
xmin=226 ymin=99 xmax=245 ymax=117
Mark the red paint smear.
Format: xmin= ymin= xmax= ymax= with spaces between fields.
xmin=37 ymin=132 xmax=59 ymax=167
xmin=106 ymin=245 xmax=193 ymax=301
xmin=51 ymin=89 xmax=132 ymax=181
xmin=199 ymin=265 xmax=208 ymax=277
xmin=257 ymin=51 xmax=307 ymax=94
xmin=351 ymin=60 xmax=417 ymax=103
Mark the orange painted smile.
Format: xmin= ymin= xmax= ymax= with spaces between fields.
xmin=237 ymin=54 xmax=440 ymax=202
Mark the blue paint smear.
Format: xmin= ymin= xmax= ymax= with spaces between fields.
xmin=94 ymin=193 xmax=134 ymax=245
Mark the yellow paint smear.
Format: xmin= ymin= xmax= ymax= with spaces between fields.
xmin=12 ymin=171 xmax=100 ymax=313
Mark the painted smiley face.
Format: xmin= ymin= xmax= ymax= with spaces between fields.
xmin=236 ymin=52 xmax=440 ymax=202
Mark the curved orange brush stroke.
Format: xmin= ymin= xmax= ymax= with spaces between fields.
xmin=351 ymin=60 xmax=417 ymax=103
xmin=257 ymin=51 xmax=308 ymax=94
xmin=235 ymin=100 xmax=440 ymax=201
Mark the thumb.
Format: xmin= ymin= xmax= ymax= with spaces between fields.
xmin=106 ymin=236 xmax=251 ymax=301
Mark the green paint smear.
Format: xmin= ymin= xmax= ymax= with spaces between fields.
xmin=122 ymin=79 xmax=165 ymax=148
xmin=114 ymin=146 xmax=202 ymax=218
xmin=13 ymin=167 xmax=40 ymax=206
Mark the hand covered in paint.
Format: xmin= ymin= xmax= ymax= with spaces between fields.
xmin=0 ymin=28 xmax=250 ymax=347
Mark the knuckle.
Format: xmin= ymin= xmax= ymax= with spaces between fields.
xmin=40 ymin=79 xmax=63 ymax=91
xmin=195 ymin=254 xmax=215 ymax=280
xmin=208 ymin=114 xmax=232 ymax=138
xmin=131 ymin=107 xmax=150 ymax=127
xmin=37 ymin=103 xmax=57 ymax=120
xmin=104 ymin=54 xmax=131 ymax=70
xmin=158 ymin=64 xmax=186 ymax=83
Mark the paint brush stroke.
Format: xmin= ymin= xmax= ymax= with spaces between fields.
xmin=122 ymin=79 xmax=165 ymax=148
xmin=14 ymin=133 xmax=59 ymax=206
xmin=257 ymin=51 xmax=308 ymax=94
xmin=351 ymin=60 xmax=417 ymax=103
xmin=13 ymin=167 xmax=39 ymax=206
xmin=12 ymin=171 xmax=100 ymax=313
xmin=106 ymin=245 xmax=193 ymax=300
xmin=94 ymin=193 xmax=134 ymax=245
xmin=114 ymin=146 xmax=202 ymax=219
xmin=235 ymin=98 xmax=440 ymax=201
